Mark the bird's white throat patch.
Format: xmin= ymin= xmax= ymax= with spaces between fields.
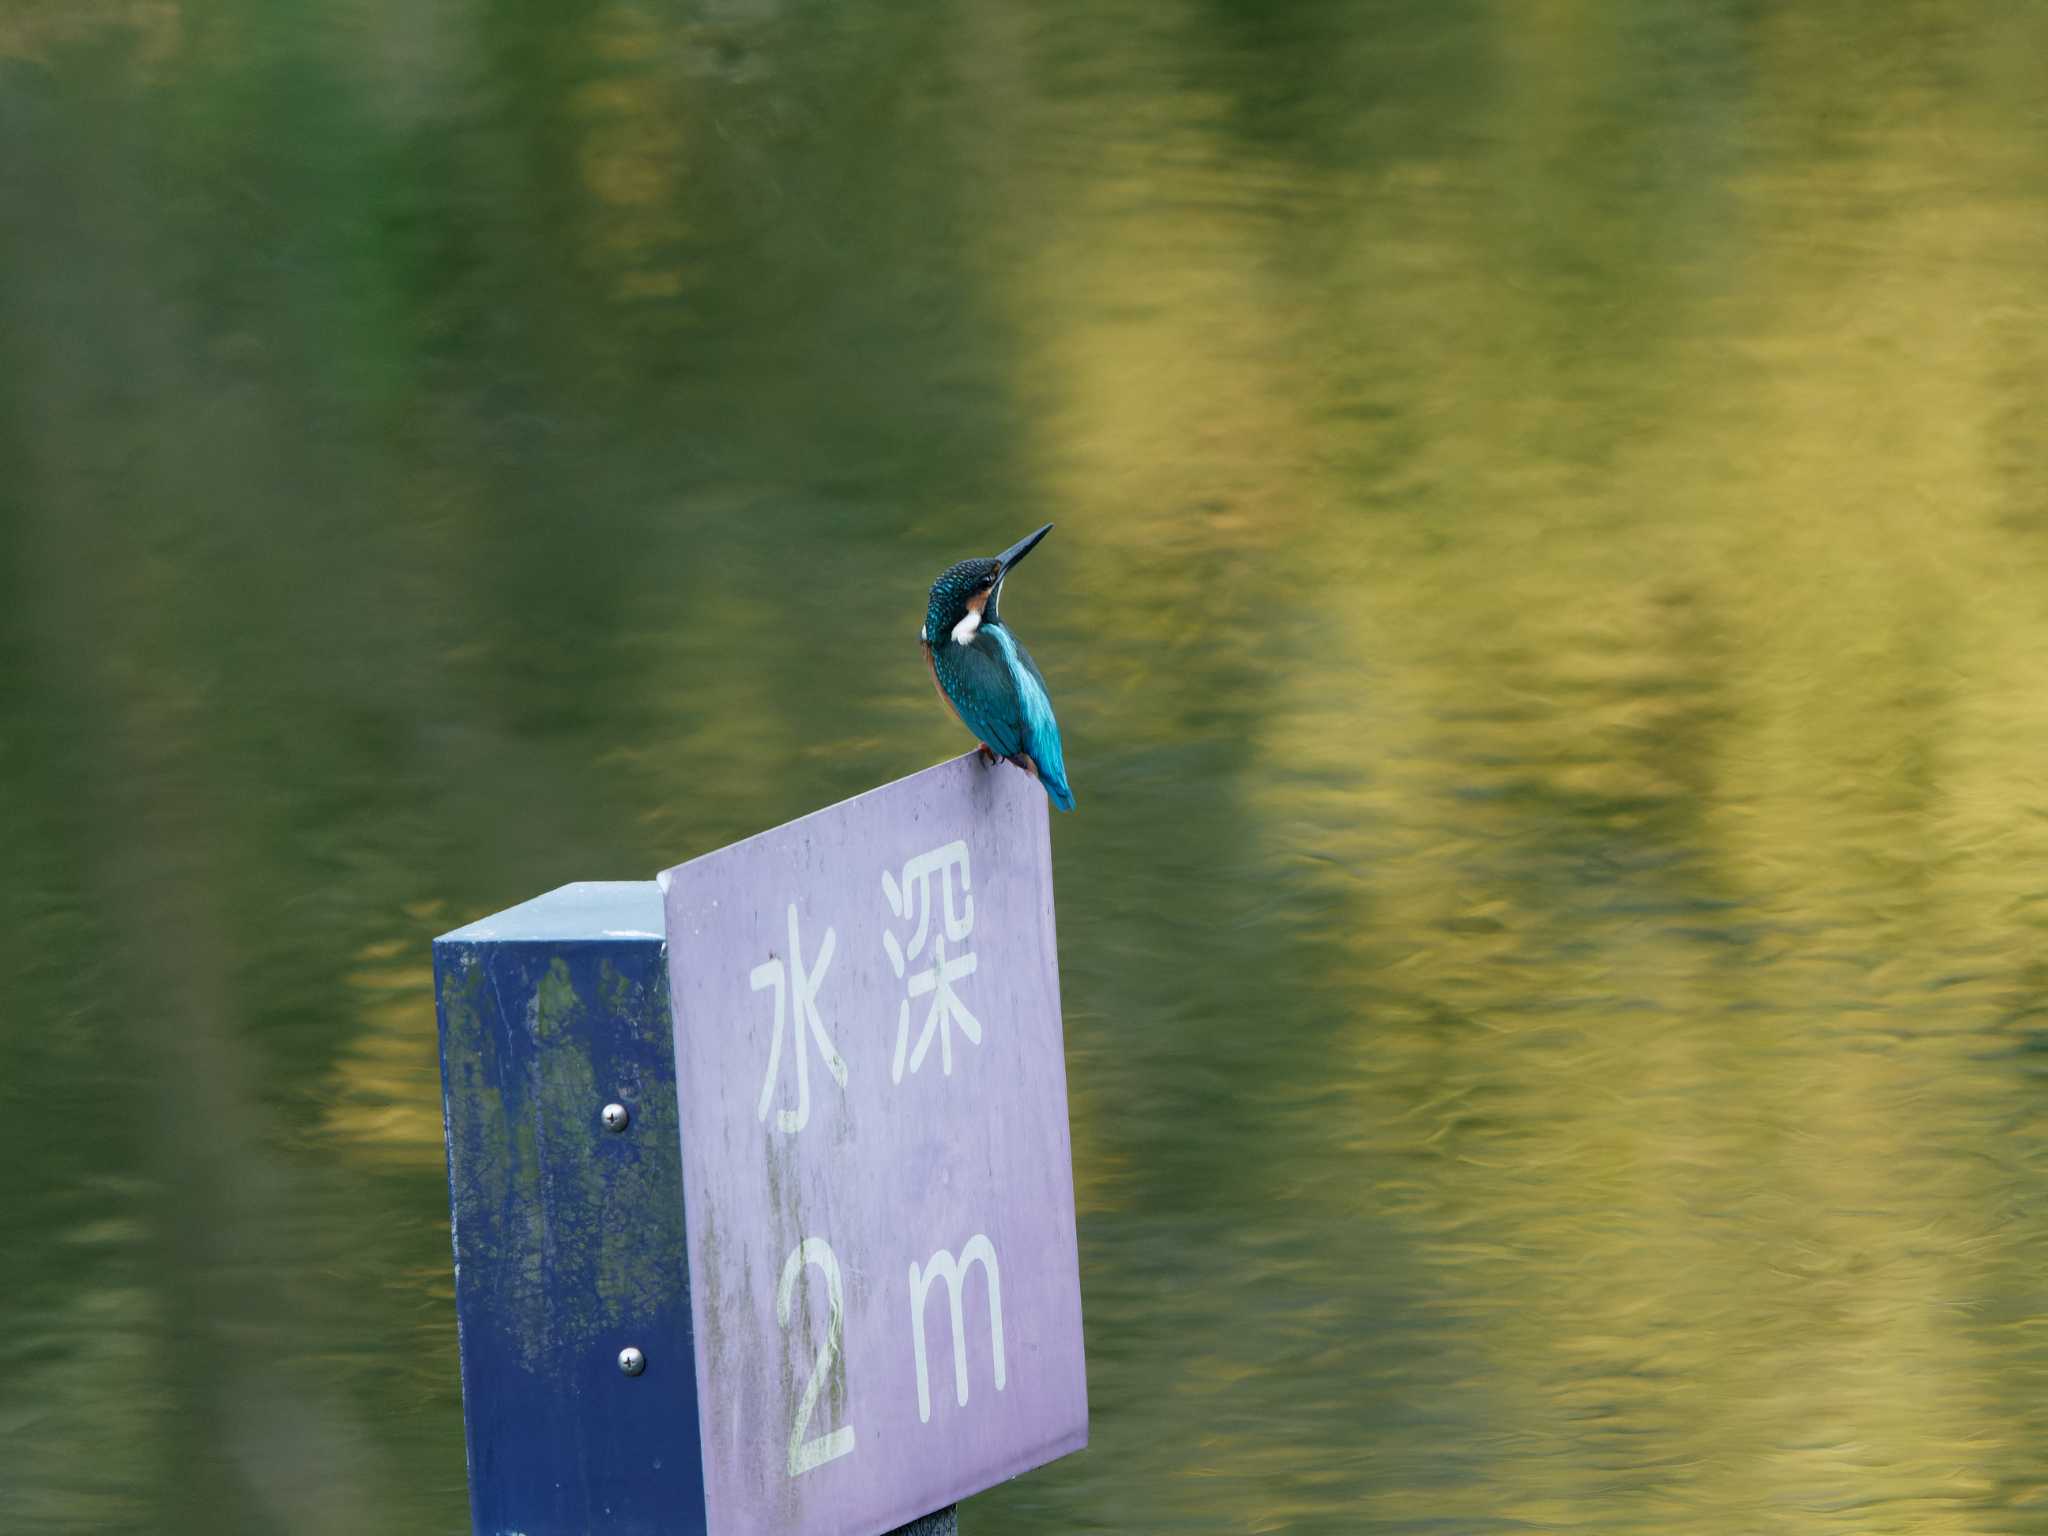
xmin=950 ymin=607 xmax=983 ymax=646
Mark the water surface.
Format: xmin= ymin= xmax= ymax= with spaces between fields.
xmin=5 ymin=2 xmax=2048 ymax=1532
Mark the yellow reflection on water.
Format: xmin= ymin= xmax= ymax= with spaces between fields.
xmin=954 ymin=3 xmax=2048 ymax=1533
xmin=323 ymin=948 xmax=445 ymax=1169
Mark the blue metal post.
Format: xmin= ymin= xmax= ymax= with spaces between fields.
xmin=434 ymin=882 xmax=961 ymax=1536
xmin=435 ymin=883 xmax=703 ymax=1536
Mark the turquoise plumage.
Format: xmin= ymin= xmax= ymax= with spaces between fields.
xmin=920 ymin=524 xmax=1076 ymax=811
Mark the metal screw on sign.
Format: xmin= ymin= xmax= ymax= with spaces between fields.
xmin=601 ymin=1102 xmax=630 ymax=1133
xmin=618 ymin=1346 xmax=646 ymax=1377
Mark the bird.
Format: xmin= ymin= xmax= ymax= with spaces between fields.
xmin=919 ymin=522 xmax=1076 ymax=811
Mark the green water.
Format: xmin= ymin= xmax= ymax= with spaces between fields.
xmin=6 ymin=3 xmax=2048 ymax=1532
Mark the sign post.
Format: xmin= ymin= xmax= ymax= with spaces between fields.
xmin=434 ymin=882 xmax=706 ymax=1535
xmin=433 ymin=753 xmax=1086 ymax=1536
xmin=661 ymin=751 xmax=1088 ymax=1536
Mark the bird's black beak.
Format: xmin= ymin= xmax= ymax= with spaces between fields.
xmin=995 ymin=522 xmax=1053 ymax=577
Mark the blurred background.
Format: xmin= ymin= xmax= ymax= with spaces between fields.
xmin=5 ymin=1 xmax=2048 ymax=1532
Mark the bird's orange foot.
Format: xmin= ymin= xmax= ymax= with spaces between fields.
xmin=977 ymin=743 xmax=997 ymax=764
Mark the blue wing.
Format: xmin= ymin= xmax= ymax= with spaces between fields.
xmin=988 ymin=627 xmax=1074 ymax=811
xmin=933 ymin=625 xmax=1076 ymax=811
xmin=934 ymin=636 xmax=1025 ymax=756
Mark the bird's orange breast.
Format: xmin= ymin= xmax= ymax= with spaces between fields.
xmin=922 ymin=639 xmax=957 ymax=719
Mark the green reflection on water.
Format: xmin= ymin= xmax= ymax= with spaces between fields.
xmin=5 ymin=1 xmax=2048 ymax=1532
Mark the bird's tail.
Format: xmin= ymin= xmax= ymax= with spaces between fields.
xmin=1029 ymin=730 xmax=1076 ymax=812
xmin=1041 ymin=768 xmax=1076 ymax=813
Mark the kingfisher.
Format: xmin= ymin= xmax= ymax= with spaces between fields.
xmin=920 ymin=522 xmax=1076 ymax=811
